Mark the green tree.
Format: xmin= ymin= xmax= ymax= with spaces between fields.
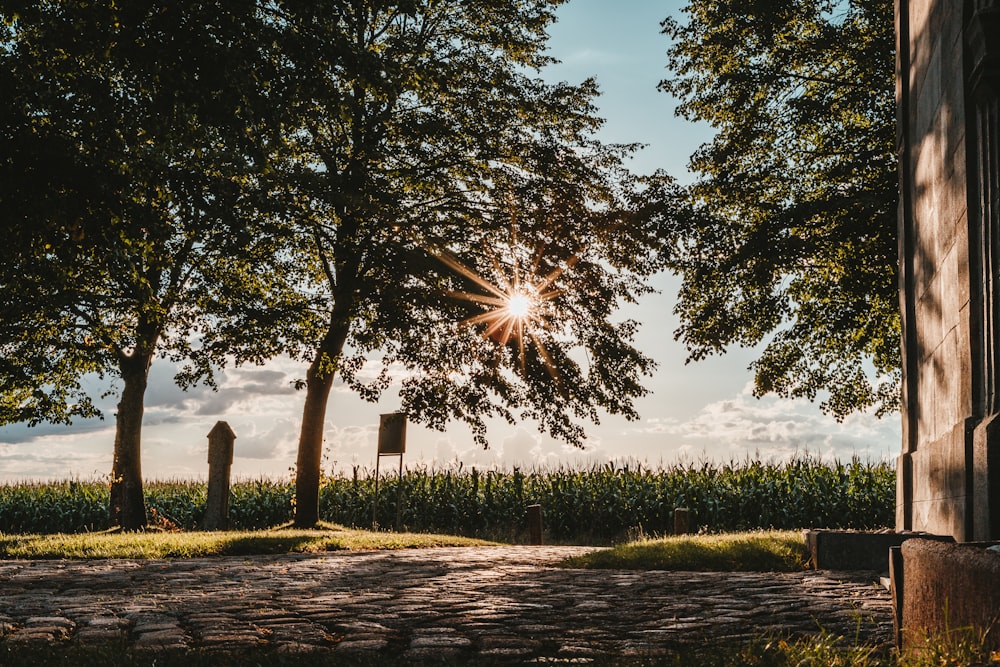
xmin=274 ymin=0 xmax=674 ymax=526
xmin=660 ymin=0 xmax=898 ymax=418
xmin=0 ymin=2 xmax=300 ymax=529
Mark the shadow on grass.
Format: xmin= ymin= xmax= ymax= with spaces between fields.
xmin=211 ymin=535 xmax=347 ymax=556
xmin=0 ymin=524 xmax=493 ymax=559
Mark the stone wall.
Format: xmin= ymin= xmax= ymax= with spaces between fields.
xmin=897 ymin=0 xmax=1000 ymax=541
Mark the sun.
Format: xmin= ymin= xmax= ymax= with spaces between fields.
xmin=505 ymin=290 xmax=534 ymax=318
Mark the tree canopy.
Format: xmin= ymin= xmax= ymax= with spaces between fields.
xmin=0 ymin=2 xmax=302 ymax=529
xmin=1 ymin=0 xmax=675 ymax=529
xmin=660 ymin=0 xmax=898 ymax=418
xmin=270 ymin=0 xmax=675 ymax=525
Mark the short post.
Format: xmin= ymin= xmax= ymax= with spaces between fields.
xmin=673 ymin=507 xmax=691 ymax=535
xmin=527 ymin=504 xmax=543 ymax=545
xmin=204 ymin=421 xmax=236 ymax=531
xmin=889 ymin=545 xmax=904 ymax=648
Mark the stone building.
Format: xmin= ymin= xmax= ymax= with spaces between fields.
xmin=896 ymin=0 xmax=1000 ymax=541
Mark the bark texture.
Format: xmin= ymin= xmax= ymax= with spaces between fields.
xmin=294 ymin=320 xmax=351 ymax=527
xmin=109 ymin=353 xmax=151 ymax=530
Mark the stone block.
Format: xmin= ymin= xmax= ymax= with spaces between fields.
xmin=940 ymin=247 xmax=962 ymax=330
xmin=908 ymin=427 xmax=972 ymax=539
xmin=899 ymin=539 xmax=1000 ymax=652
xmin=914 ymin=40 xmax=944 ymax=138
xmin=915 ymin=360 xmax=936 ymax=444
xmin=916 ymin=288 xmax=943 ymax=366
xmin=958 ymin=304 xmax=973 ymax=415
xmin=803 ymin=529 xmax=953 ymax=571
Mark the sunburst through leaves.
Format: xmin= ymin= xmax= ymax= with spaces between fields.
xmin=432 ymin=241 xmax=580 ymax=381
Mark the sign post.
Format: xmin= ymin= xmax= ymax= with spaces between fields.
xmin=373 ymin=412 xmax=406 ymax=530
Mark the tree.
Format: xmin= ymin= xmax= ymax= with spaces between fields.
xmin=659 ymin=0 xmax=898 ymax=418
xmin=274 ymin=0 xmax=674 ymax=526
xmin=0 ymin=2 xmax=300 ymax=529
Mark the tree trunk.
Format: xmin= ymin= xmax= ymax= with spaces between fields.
xmin=109 ymin=354 xmax=151 ymax=531
xmin=293 ymin=321 xmax=351 ymax=527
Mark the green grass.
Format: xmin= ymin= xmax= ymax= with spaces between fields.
xmin=0 ymin=523 xmax=493 ymax=559
xmin=0 ymin=634 xmax=915 ymax=667
xmin=560 ymin=530 xmax=810 ymax=572
xmin=0 ymin=619 xmax=993 ymax=667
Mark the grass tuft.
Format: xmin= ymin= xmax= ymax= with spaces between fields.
xmin=559 ymin=530 xmax=810 ymax=572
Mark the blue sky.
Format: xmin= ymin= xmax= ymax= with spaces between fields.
xmin=0 ymin=0 xmax=901 ymax=481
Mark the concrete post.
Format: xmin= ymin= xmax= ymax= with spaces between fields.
xmin=204 ymin=421 xmax=236 ymax=531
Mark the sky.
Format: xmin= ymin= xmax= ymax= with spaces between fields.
xmin=0 ymin=0 xmax=902 ymax=482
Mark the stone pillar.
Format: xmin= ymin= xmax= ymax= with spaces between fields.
xmin=896 ymin=0 xmax=977 ymax=540
xmin=895 ymin=1 xmax=1000 ymax=649
xmin=204 ymin=421 xmax=236 ymax=531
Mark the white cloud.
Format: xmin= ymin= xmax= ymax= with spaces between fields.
xmin=0 ymin=427 xmax=115 ymax=481
xmin=636 ymin=384 xmax=899 ymax=463
xmin=233 ymin=418 xmax=298 ymax=460
xmin=324 ymin=423 xmax=379 ymax=469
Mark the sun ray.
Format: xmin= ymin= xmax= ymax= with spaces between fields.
xmin=498 ymin=317 xmax=517 ymax=346
xmin=433 ymin=249 xmax=508 ymax=300
xmin=446 ymin=290 xmax=509 ymax=308
xmin=518 ymin=322 xmax=527 ymax=375
xmin=462 ymin=310 xmax=504 ymax=327
xmin=536 ymin=254 xmax=581 ymax=296
xmin=431 ymin=231 xmax=579 ymax=385
xmin=491 ymin=254 xmax=514 ymax=294
xmin=529 ymin=330 xmax=561 ymax=387
xmin=530 ymin=242 xmax=546 ymax=279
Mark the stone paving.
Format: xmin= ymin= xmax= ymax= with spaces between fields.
xmin=0 ymin=546 xmax=893 ymax=661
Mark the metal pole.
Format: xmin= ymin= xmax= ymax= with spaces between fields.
xmin=373 ymin=454 xmax=381 ymax=530
xmin=395 ymin=454 xmax=404 ymax=531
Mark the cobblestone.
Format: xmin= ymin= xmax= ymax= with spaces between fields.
xmin=0 ymin=546 xmax=893 ymax=660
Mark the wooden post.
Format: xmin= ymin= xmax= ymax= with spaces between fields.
xmin=673 ymin=507 xmax=691 ymax=535
xmin=204 ymin=421 xmax=236 ymax=531
xmin=527 ymin=504 xmax=543 ymax=545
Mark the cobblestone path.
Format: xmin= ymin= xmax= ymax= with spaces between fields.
xmin=0 ymin=546 xmax=893 ymax=661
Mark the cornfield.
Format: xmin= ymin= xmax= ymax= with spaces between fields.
xmin=0 ymin=457 xmax=894 ymax=543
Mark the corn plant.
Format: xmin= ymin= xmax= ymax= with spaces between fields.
xmin=0 ymin=457 xmax=895 ymax=541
